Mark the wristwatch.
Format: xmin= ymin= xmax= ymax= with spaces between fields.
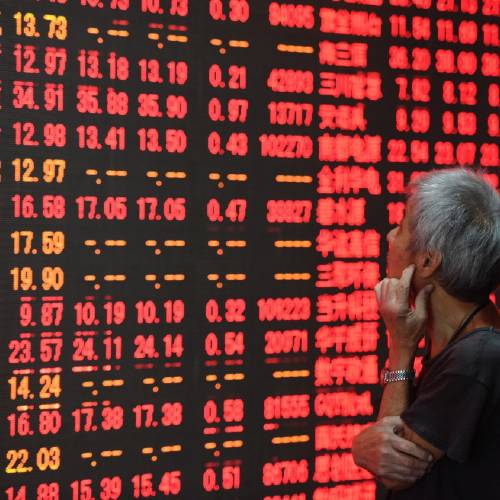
xmin=380 ymin=368 xmax=415 ymax=386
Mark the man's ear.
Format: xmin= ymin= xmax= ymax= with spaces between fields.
xmin=417 ymin=249 xmax=441 ymax=278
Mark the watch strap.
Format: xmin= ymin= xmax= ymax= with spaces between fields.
xmin=382 ymin=368 xmax=415 ymax=385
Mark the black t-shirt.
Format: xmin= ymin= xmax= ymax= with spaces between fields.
xmin=388 ymin=327 xmax=500 ymax=500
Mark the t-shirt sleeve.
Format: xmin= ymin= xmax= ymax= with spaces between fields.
xmin=401 ymin=373 xmax=488 ymax=463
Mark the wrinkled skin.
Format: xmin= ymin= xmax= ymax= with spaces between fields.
xmin=352 ymin=416 xmax=433 ymax=485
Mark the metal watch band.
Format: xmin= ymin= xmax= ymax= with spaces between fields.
xmin=382 ymin=368 xmax=415 ymax=385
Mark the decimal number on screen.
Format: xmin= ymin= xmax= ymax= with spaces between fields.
xmin=78 ymin=50 xmax=129 ymax=80
xmin=139 ymin=59 xmax=188 ymax=84
xmin=7 ymin=410 xmax=62 ymax=437
xmin=72 ymin=405 xmax=125 ymax=432
xmin=72 ymin=335 xmax=123 ymax=362
xmin=11 ymin=158 xmax=66 ymax=184
xmin=9 ymin=336 xmax=63 ymax=364
xmin=209 ymin=0 xmax=250 ymax=23
xmin=136 ymin=299 xmax=185 ymax=324
xmin=141 ymin=0 xmax=189 ymax=15
xmin=205 ymin=331 xmax=245 ymax=356
xmin=208 ymin=98 xmax=248 ymax=123
xmin=137 ymin=128 xmax=187 ymax=153
xmin=14 ymin=12 xmax=68 ymax=40
xmin=134 ymin=333 xmax=184 ymax=359
xmin=10 ymin=267 xmax=64 ymax=292
xmin=207 ymin=199 xmax=247 ymax=223
xmin=14 ymin=44 xmax=67 ymax=76
xmin=12 ymin=194 xmax=65 ymax=219
xmin=133 ymin=402 xmax=183 ymax=428
xmin=205 ymin=299 xmax=246 ymax=323
xmin=204 ymin=399 xmax=244 ymax=424
xmin=8 ymin=375 xmax=61 ymax=401
xmin=69 ymin=472 xmax=181 ymax=499
xmin=5 ymin=447 xmax=60 ymax=474
xmin=69 ymin=476 xmax=123 ymax=500
xmin=209 ymin=64 xmax=246 ymax=89
xmin=442 ymin=81 xmax=477 ymax=105
xmin=11 ymin=231 xmax=65 ymax=255
xmin=74 ymin=301 xmax=126 ymax=326
xmin=136 ymin=197 xmax=187 ymax=221
xmin=13 ymin=122 xmax=66 ymax=148
xmin=203 ymin=466 xmax=241 ymax=492
xmin=81 ymin=0 xmax=130 ymax=9
xmin=395 ymin=76 xmax=430 ymax=102
xmin=132 ymin=471 xmax=182 ymax=497
xmin=77 ymin=125 xmax=126 ymax=150
xmin=76 ymin=196 xmax=126 ymax=220
xmin=12 ymin=81 xmax=64 ymax=112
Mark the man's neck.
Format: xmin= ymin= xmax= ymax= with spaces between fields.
xmin=426 ymin=288 xmax=499 ymax=359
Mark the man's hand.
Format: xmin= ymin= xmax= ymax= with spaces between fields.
xmin=375 ymin=265 xmax=433 ymax=366
xmin=352 ymin=416 xmax=433 ymax=485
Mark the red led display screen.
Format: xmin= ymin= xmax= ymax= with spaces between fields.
xmin=0 ymin=0 xmax=498 ymax=499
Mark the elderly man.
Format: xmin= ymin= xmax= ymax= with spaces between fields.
xmin=352 ymin=168 xmax=500 ymax=499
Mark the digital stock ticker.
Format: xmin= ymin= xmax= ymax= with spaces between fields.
xmin=0 ymin=0 xmax=498 ymax=499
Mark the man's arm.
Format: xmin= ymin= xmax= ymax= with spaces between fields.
xmin=353 ymin=266 xmax=436 ymax=489
xmin=377 ymin=350 xmax=414 ymax=419
xmin=375 ymin=350 xmax=423 ymax=491
xmin=379 ymin=267 xmax=439 ymax=489
xmin=352 ymin=417 xmax=433 ymax=488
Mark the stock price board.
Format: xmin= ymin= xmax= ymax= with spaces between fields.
xmin=0 ymin=0 xmax=498 ymax=499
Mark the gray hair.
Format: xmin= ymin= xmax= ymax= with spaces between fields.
xmin=407 ymin=168 xmax=500 ymax=302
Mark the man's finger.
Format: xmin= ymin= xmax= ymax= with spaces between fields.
xmin=383 ymin=459 xmax=428 ymax=478
xmin=392 ymin=435 xmax=433 ymax=462
xmin=392 ymin=464 xmax=427 ymax=478
xmin=381 ymin=470 xmax=424 ymax=483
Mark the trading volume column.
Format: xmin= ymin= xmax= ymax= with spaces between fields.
xmin=254 ymin=3 xmax=318 ymax=499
